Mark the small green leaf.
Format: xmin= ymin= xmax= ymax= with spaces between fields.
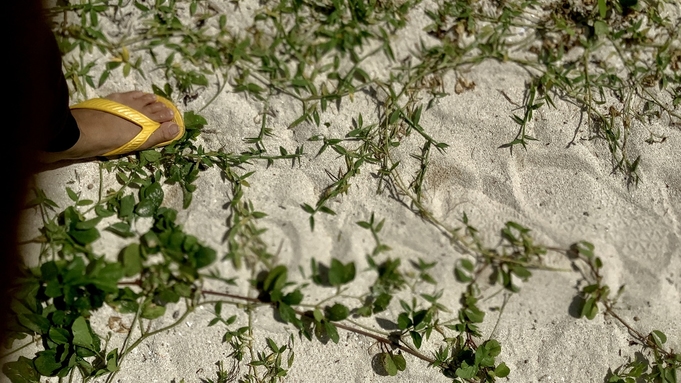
xmin=263 ymin=266 xmax=288 ymax=294
xmin=318 ymin=206 xmax=336 ymax=215
xmin=460 ymin=259 xmax=474 ymax=272
xmin=66 ymin=187 xmax=79 ymax=201
xmin=119 ymin=194 xmax=135 ymax=218
xmin=651 ymin=330 xmax=667 ymax=346
xmin=48 ymin=327 xmax=70 ymax=344
xmin=456 ymin=361 xmax=477 ymax=379
xmin=119 ymin=244 xmax=142 ymax=277
xmin=455 ymin=266 xmax=472 ymax=282
xmin=140 ymin=150 xmax=162 ymax=164
xmin=313 ymin=309 xmax=324 ymax=322
xmin=72 ymin=317 xmax=94 ymax=348
xmin=381 ymin=353 xmax=397 ymax=376
xmin=106 ymin=222 xmax=135 ymax=238
xmin=2 ymin=356 xmax=41 ymax=383
xmin=70 ymin=227 xmax=100 ymax=245
xmin=594 ymin=20 xmax=609 ymax=36
xmin=141 ymin=302 xmax=166 ymax=319
xmin=324 ymin=321 xmax=339 ymax=343
xmin=393 ymin=352 xmax=406 ymax=371
xmin=74 ymin=216 xmax=102 ymax=230
xmin=33 ymin=350 xmax=62 ymax=376
xmin=485 ymin=339 xmax=502 ymax=357
xmin=266 ymin=338 xmax=279 ymax=353
xmin=410 ymin=331 xmax=422 ymax=349
xmin=325 ymin=303 xmax=349 ymax=321
xmin=372 ymin=293 xmax=391 ymax=313
xmin=328 ymin=259 xmax=355 ymax=286
xmin=278 ymin=303 xmax=302 ymax=329
xmin=495 ymin=362 xmax=510 ymax=378
xmin=136 ymin=182 xmax=164 ymax=217
xmin=95 ymin=205 xmax=115 ymax=218
xmin=282 ymin=289 xmax=303 ymax=305
xmin=598 ymin=0 xmax=607 ymax=18
xmin=397 ymin=313 xmax=411 ymax=330
xmin=389 ymin=110 xmax=401 ymax=125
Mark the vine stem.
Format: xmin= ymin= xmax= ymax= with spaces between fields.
xmin=199 ymin=289 xmax=436 ymax=364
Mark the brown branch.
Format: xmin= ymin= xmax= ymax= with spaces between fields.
xmin=199 ymin=289 xmax=436 ymax=364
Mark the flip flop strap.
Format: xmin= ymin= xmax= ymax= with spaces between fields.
xmin=70 ymin=98 xmax=161 ymax=156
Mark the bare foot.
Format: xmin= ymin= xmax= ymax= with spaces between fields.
xmin=44 ymin=91 xmax=180 ymax=162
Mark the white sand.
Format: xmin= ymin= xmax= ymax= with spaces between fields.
xmin=3 ymin=1 xmax=680 ymax=382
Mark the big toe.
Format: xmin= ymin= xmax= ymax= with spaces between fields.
xmin=139 ymin=122 xmax=181 ymax=150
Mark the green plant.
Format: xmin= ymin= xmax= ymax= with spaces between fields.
xmin=2 ymin=0 xmax=678 ymax=382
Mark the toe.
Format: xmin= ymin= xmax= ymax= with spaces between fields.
xmin=120 ymin=90 xmax=144 ymax=98
xmin=144 ymin=102 xmax=174 ymax=122
xmin=139 ymin=122 xmax=180 ymax=150
xmin=136 ymin=93 xmax=158 ymax=106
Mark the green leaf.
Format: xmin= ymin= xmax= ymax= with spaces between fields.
xmin=72 ymin=317 xmax=94 ymax=348
xmin=34 ymin=350 xmax=62 ymax=376
xmin=456 ymin=361 xmax=477 ymax=379
xmin=324 ymin=321 xmax=339 ymax=343
xmin=594 ymin=20 xmax=609 ymax=36
xmin=119 ymin=194 xmax=135 ymax=218
xmin=313 ymin=309 xmax=324 ymax=322
xmin=119 ymin=244 xmax=142 ymax=277
xmin=136 ymin=182 xmax=164 ymax=217
xmin=105 ymin=349 xmax=118 ymax=372
xmin=98 ymin=70 xmax=110 ymax=87
xmin=282 ymin=289 xmax=304 ymax=305
xmin=318 ymin=206 xmax=336 ymax=215
xmin=2 ymin=356 xmax=40 ymax=383
xmin=397 ymin=313 xmax=411 ymax=330
xmin=141 ymin=302 xmax=166 ymax=319
xmin=651 ymin=330 xmax=667 ymax=346
xmin=485 ymin=339 xmax=502 ymax=357
xmin=389 ymin=110 xmax=401 ymax=125
xmin=373 ymin=293 xmax=391 ymax=313
xmin=598 ymin=0 xmax=607 ymax=18
xmin=382 ymin=353 xmax=397 ymax=376
xmin=263 ymin=265 xmax=288 ymax=294
xmin=70 ymin=228 xmax=100 ymax=245
xmin=393 ymin=352 xmax=406 ymax=371
xmin=325 ymin=303 xmax=349 ymax=321
xmin=300 ymin=203 xmax=315 ymax=214
xmin=106 ymin=222 xmax=135 ymax=238
xmin=94 ymin=205 xmax=115 ymax=218
xmin=266 ymin=338 xmax=279 ymax=353
xmin=66 ymin=187 xmax=79 ymax=201
xmin=410 ymin=331 xmax=422 ymax=349
xmin=277 ymin=303 xmax=300 ymax=327
xmin=581 ymin=298 xmax=599 ymax=320
xmin=140 ymin=150 xmax=162 ymax=164
xmin=328 ymin=259 xmax=355 ymax=286
xmin=193 ymin=246 xmax=216 ymax=269
xmin=495 ymin=362 xmax=510 ymax=378
xmin=455 ymin=266 xmax=472 ymax=282
xmin=48 ymin=327 xmax=70 ymax=345
xmin=460 ymin=259 xmax=474 ymax=272
xmin=464 ymin=307 xmax=485 ymax=323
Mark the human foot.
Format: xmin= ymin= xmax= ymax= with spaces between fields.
xmin=45 ymin=91 xmax=182 ymax=161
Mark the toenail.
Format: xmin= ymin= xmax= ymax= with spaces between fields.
xmin=168 ymin=123 xmax=179 ymax=136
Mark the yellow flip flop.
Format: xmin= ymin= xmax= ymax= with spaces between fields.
xmin=70 ymin=95 xmax=185 ymax=156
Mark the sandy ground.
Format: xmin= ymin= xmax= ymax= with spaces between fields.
xmin=3 ymin=1 xmax=680 ymax=382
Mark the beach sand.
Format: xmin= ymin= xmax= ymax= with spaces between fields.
xmin=3 ymin=1 xmax=680 ymax=382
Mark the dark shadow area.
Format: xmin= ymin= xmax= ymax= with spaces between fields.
xmin=371 ymin=353 xmax=390 ymax=376
xmin=375 ymin=317 xmax=399 ymax=331
xmin=568 ymin=294 xmax=585 ymax=319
